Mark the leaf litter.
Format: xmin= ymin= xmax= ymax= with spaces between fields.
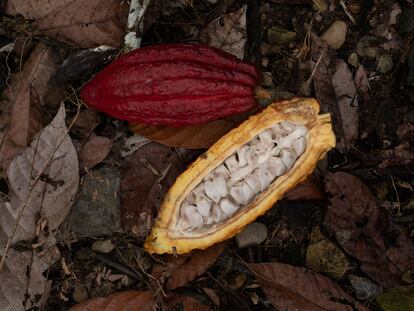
xmin=1 ymin=0 xmax=414 ymax=310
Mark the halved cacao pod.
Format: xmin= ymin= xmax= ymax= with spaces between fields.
xmin=80 ymin=44 xmax=260 ymax=127
xmin=144 ymin=98 xmax=335 ymax=254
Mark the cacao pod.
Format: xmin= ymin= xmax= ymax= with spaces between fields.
xmin=144 ymin=97 xmax=335 ymax=254
xmin=80 ymin=44 xmax=260 ymax=127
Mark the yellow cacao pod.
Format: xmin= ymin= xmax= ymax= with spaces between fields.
xmin=144 ymin=98 xmax=335 ymax=254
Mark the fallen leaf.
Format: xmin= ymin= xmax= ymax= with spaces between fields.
xmin=6 ymin=0 xmax=129 ymax=47
xmin=70 ymin=109 xmax=101 ymax=141
xmin=151 ymin=242 xmax=227 ymax=290
xmin=325 ymin=172 xmax=414 ymax=288
xmin=120 ymin=142 xmax=200 ymax=240
xmin=284 ymin=174 xmax=325 ymax=201
xmin=376 ymin=285 xmax=414 ymax=311
xmin=130 ymin=119 xmax=237 ymax=149
xmin=311 ymin=33 xmax=359 ymax=150
xmin=0 ymin=105 xmax=79 ymax=310
xmin=248 ymin=262 xmax=370 ymax=311
xmin=0 ymin=42 xmax=57 ymax=172
xmin=199 ymin=5 xmax=247 ymax=59
xmin=69 ymin=291 xmax=156 ymax=311
xmin=167 ymin=294 xmax=212 ymax=311
xmin=78 ymin=134 xmax=112 ymax=170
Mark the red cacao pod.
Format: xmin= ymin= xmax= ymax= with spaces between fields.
xmin=80 ymin=44 xmax=260 ymax=127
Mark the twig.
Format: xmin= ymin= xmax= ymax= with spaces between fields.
xmin=339 ymin=0 xmax=356 ymax=25
xmin=123 ymin=0 xmax=152 ymax=52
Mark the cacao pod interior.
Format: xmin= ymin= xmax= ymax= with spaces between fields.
xmin=144 ymin=98 xmax=335 ymax=254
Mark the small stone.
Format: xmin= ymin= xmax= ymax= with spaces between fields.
xmin=261 ymin=57 xmax=269 ymax=68
xmin=73 ymin=284 xmax=89 ymax=303
xmin=356 ymin=36 xmax=380 ymax=59
xmin=262 ymin=72 xmax=274 ymax=88
xmin=377 ymin=55 xmax=393 ymax=73
xmin=235 ymin=222 xmax=268 ymax=248
xmin=321 ymin=21 xmax=347 ymax=50
xmin=65 ymin=166 xmax=123 ymax=238
xmin=347 ymin=52 xmax=359 ymax=67
xmin=92 ymin=239 xmax=115 ymax=254
xmin=348 ymin=275 xmax=381 ymax=300
xmin=267 ymin=26 xmax=296 ymax=46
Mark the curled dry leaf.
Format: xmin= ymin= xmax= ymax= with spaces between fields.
xmin=69 ymin=291 xmax=155 ymax=311
xmin=130 ymin=120 xmax=237 ymax=149
xmin=0 ymin=105 xmax=78 ymax=310
xmin=311 ymin=33 xmax=359 ymax=150
xmin=120 ymin=142 xmax=199 ymax=241
xmin=199 ymin=5 xmax=247 ymax=59
xmin=248 ymin=262 xmax=370 ymax=311
xmin=325 ymin=172 xmax=414 ymax=288
xmin=0 ymin=42 xmax=57 ymax=172
xmin=6 ymin=0 xmax=129 ymax=47
xmin=151 ymin=242 xmax=227 ymax=290
xmin=284 ymin=174 xmax=325 ymax=201
xmin=78 ymin=134 xmax=112 ymax=170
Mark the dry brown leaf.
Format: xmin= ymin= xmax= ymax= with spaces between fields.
xmin=0 ymin=105 xmax=78 ymax=310
xmin=0 ymin=42 xmax=57 ymax=172
xmin=151 ymin=242 xmax=227 ymax=290
xmin=199 ymin=5 xmax=247 ymax=59
xmin=130 ymin=120 xmax=237 ymax=149
xmin=284 ymin=174 xmax=325 ymax=201
xmin=78 ymin=134 xmax=112 ymax=170
xmin=311 ymin=33 xmax=359 ymax=151
xmin=325 ymin=172 xmax=414 ymax=288
xmin=120 ymin=142 xmax=200 ymax=241
xmin=69 ymin=291 xmax=156 ymax=311
xmin=7 ymin=0 xmax=129 ymax=47
xmin=249 ymin=262 xmax=370 ymax=311
xmin=167 ymin=294 xmax=213 ymax=311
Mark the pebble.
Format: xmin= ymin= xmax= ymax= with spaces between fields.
xmin=376 ymin=55 xmax=393 ymax=73
xmin=321 ymin=21 xmax=347 ymax=50
xmin=356 ymin=36 xmax=380 ymax=59
xmin=348 ymin=275 xmax=381 ymax=300
xmin=235 ymin=222 xmax=268 ymax=248
xmin=73 ymin=284 xmax=89 ymax=303
xmin=267 ymin=26 xmax=296 ymax=46
xmin=262 ymin=72 xmax=274 ymax=88
xmin=92 ymin=239 xmax=115 ymax=254
xmin=347 ymin=52 xmax=359 ymax=67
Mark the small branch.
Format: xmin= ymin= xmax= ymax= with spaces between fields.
xmin=123 ymin=0 xmax=152 ymax=53
xmin=339 ymin=0 xmax=356 ymax=25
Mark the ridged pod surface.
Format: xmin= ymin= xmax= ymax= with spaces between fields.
xmin=144 ymin=98 xmax=336 ymax=254
xmin=80 ymin=44 xmax=260 ymax=127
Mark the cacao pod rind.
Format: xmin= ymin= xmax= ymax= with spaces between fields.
xmin=80 ymin=44 xmax=260 ymax=127
xmin=144 ymin=97 xmax=336 ymax=254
